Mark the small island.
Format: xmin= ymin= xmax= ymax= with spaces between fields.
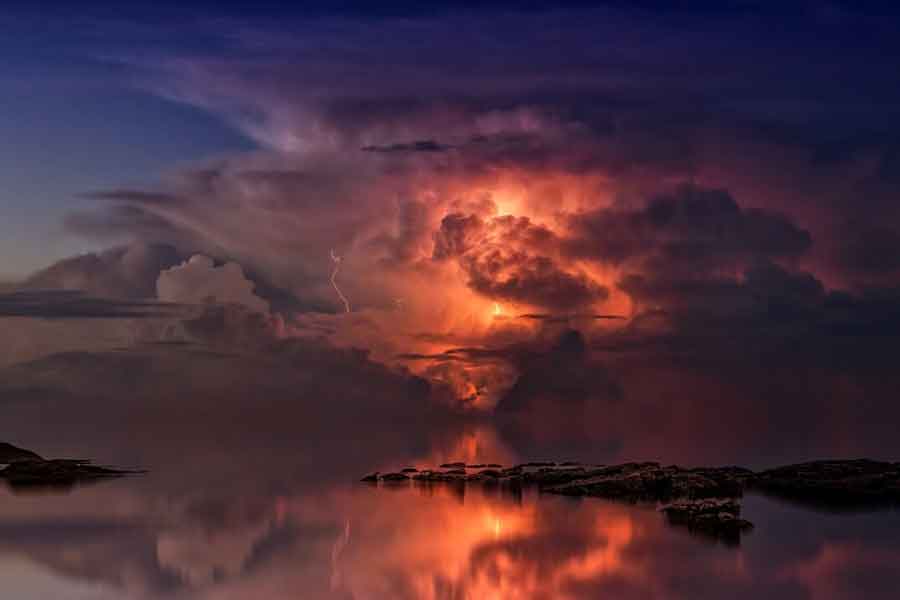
xmin=0 ymin=442 xmax=141 ymax=490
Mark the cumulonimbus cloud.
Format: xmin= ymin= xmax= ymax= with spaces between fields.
xmin=10 ymin=4 xmax=900 ymax=434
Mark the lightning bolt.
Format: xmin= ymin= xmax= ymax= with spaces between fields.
xmin=330 ymin=249 xmax=351 ymax=313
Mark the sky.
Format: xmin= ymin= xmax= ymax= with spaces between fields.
xmin=3 ymin=0 xmax=900 ymax=465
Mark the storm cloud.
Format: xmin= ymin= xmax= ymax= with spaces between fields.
xmin=3 ymin=2 xmax=900 ymax=465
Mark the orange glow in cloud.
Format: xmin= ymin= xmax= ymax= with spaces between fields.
xmin=286 ymin=166 xmax=631 ymax=411
xmin=493 ymin=193 xmax=521 ymax=217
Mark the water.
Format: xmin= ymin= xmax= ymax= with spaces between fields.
xmin=1 ymin=345 xmax=899 ymax=599
xmin=1 ymin=433 xmax=899 ymax=599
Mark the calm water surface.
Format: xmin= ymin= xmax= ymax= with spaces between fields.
xmin=1 ymin=427 xmax=899 ymax=600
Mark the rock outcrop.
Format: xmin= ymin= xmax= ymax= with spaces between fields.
xmin=752 ymin=459 xmax=900 ymax=507
xmin=660 ymin=498 xmax=753 ymax=544
xmin=363 ymin=461 xmax=751 ymax=500
xmin=0 ymin=442 xmax=140 ymax=490
xmin=544 ymin=463 xmax=750 ymax=501
xmin=1 ymin=459 xmax=134 ymax=489
xmin=0 ymin=442 xmax=42 ymax=463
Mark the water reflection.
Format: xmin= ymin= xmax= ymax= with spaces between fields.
xmin=2 ymin=465 xmax=900 ymax=599
xmin=329 ymin=483 xmax=742 ymax=599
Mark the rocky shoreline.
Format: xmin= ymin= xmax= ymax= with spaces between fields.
xmin=0 ymin=442 xmax=140 ymax=491
xmin=361 ymin=458 xmax=900 ymax=543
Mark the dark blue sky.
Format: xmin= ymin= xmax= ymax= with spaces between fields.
xmin=1 ymin=4 xmax=255 ymax=276
xmin=3 ymin=0 xmax=900 ymax=277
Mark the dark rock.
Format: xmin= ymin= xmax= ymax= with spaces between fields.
xmin=439 ymin=462 xmax=466 ymax=469
xmin=486 ymin=463 xmax=503 ymax=468
xmin=751 ymin=459 xmax=900 ymax=507
xmin=466 ymin=469 xmax=505 ymax=482
xmin=0 ymin=459 xmax=133 ymax=488
xmin=380 ymin=472 xmax=410 ymax=482
xmin=478 ymin=469 xmax=503 ymax=478
xmin=545 ymin=462 xmax=745 ymax=501
xmin=365 ymin=461 xmax=747 ymax=500
xmin=360 ymin=472 xmax=379 ymax=482
xmin=401 ymin=467 xmax=418 ymax=473
xmin=0 ymin=442 xmax=42 ymax=463
xmin=672 ymin=468 xmax=747 ymax=498
xmin=466 ymin=473 xmax=493 ymax=483
xmin=413 ymin=470 xmax=465 ymax=482
xmin=522 ymin=466 xmax=595 ymax=487
xmin=467 ymin=464 xmax=487 ymax=469
xmin=692 ymin=466 xmax=755 ymax=480
xmin=517 ymin=461 xmax=557 ymax=468
xmin=660 ymin=498 xmax=754 ymax=544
